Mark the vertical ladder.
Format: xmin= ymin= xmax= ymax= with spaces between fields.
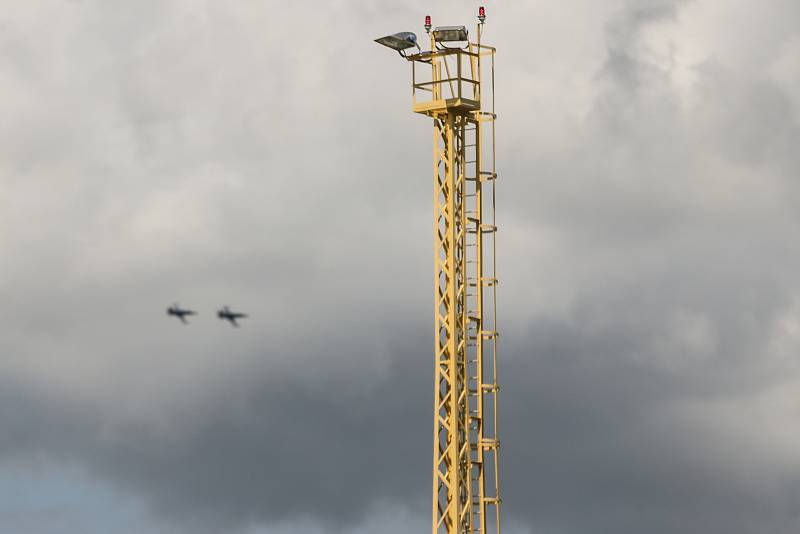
xmin=462 ymin=37 xmax=501 ymax=534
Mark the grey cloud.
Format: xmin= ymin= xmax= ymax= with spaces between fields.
xmin=2 ymin=1 xmax=800 ymax=533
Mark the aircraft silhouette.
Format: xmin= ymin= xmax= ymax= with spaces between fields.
xmin=217 ymin=306 xmax=248 ymax=327
xmin=167 ymin=304 xmax=197 ymax=324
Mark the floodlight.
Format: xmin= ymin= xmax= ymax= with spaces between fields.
xmin=375 ymin=32 xmax=420 ymax=57
xmin=433 ymin=26 xmax=468 ymax=42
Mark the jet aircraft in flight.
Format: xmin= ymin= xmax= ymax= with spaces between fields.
xmin=217 ymin=306 xmax=248 ymax=327
xmin=167 ymin=304 xmax=197 ymax=324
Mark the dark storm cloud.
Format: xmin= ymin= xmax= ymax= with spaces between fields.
xmin=1 ymin=326 xmax=434 ymax=533
xmin=2 ymin=1 xmax=800 ymax=533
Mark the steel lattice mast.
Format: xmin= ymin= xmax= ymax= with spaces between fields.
xmin=377 ymin=9 xmax=501 ymax=534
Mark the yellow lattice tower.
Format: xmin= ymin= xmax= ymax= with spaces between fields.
xmin=376 ymin=8 xmax=501 ymax=534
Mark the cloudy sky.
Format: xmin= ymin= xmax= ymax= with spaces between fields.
xmin=2 ymin=0 xmax=800 ymax=532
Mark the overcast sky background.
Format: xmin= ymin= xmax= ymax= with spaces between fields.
xmin=1 ymin=0 xmax=800 ymax=532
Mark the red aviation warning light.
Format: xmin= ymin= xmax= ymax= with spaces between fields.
xmin=424 ymin=15 xmax=432 ymax=33
xmin=479 ymin=6 xmax=486 ymax=23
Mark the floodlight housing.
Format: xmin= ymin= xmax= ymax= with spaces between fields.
xmin=433 ymin=25 xmax=468 ymax=42
xmin=375 ymin=32 xmax=419 ymax=53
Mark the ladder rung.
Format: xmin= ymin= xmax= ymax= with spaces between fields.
xmin=467 ymin=224 xmax=497 ymax=234
xmin=468 ymin=277 xmax=498 ymax=287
